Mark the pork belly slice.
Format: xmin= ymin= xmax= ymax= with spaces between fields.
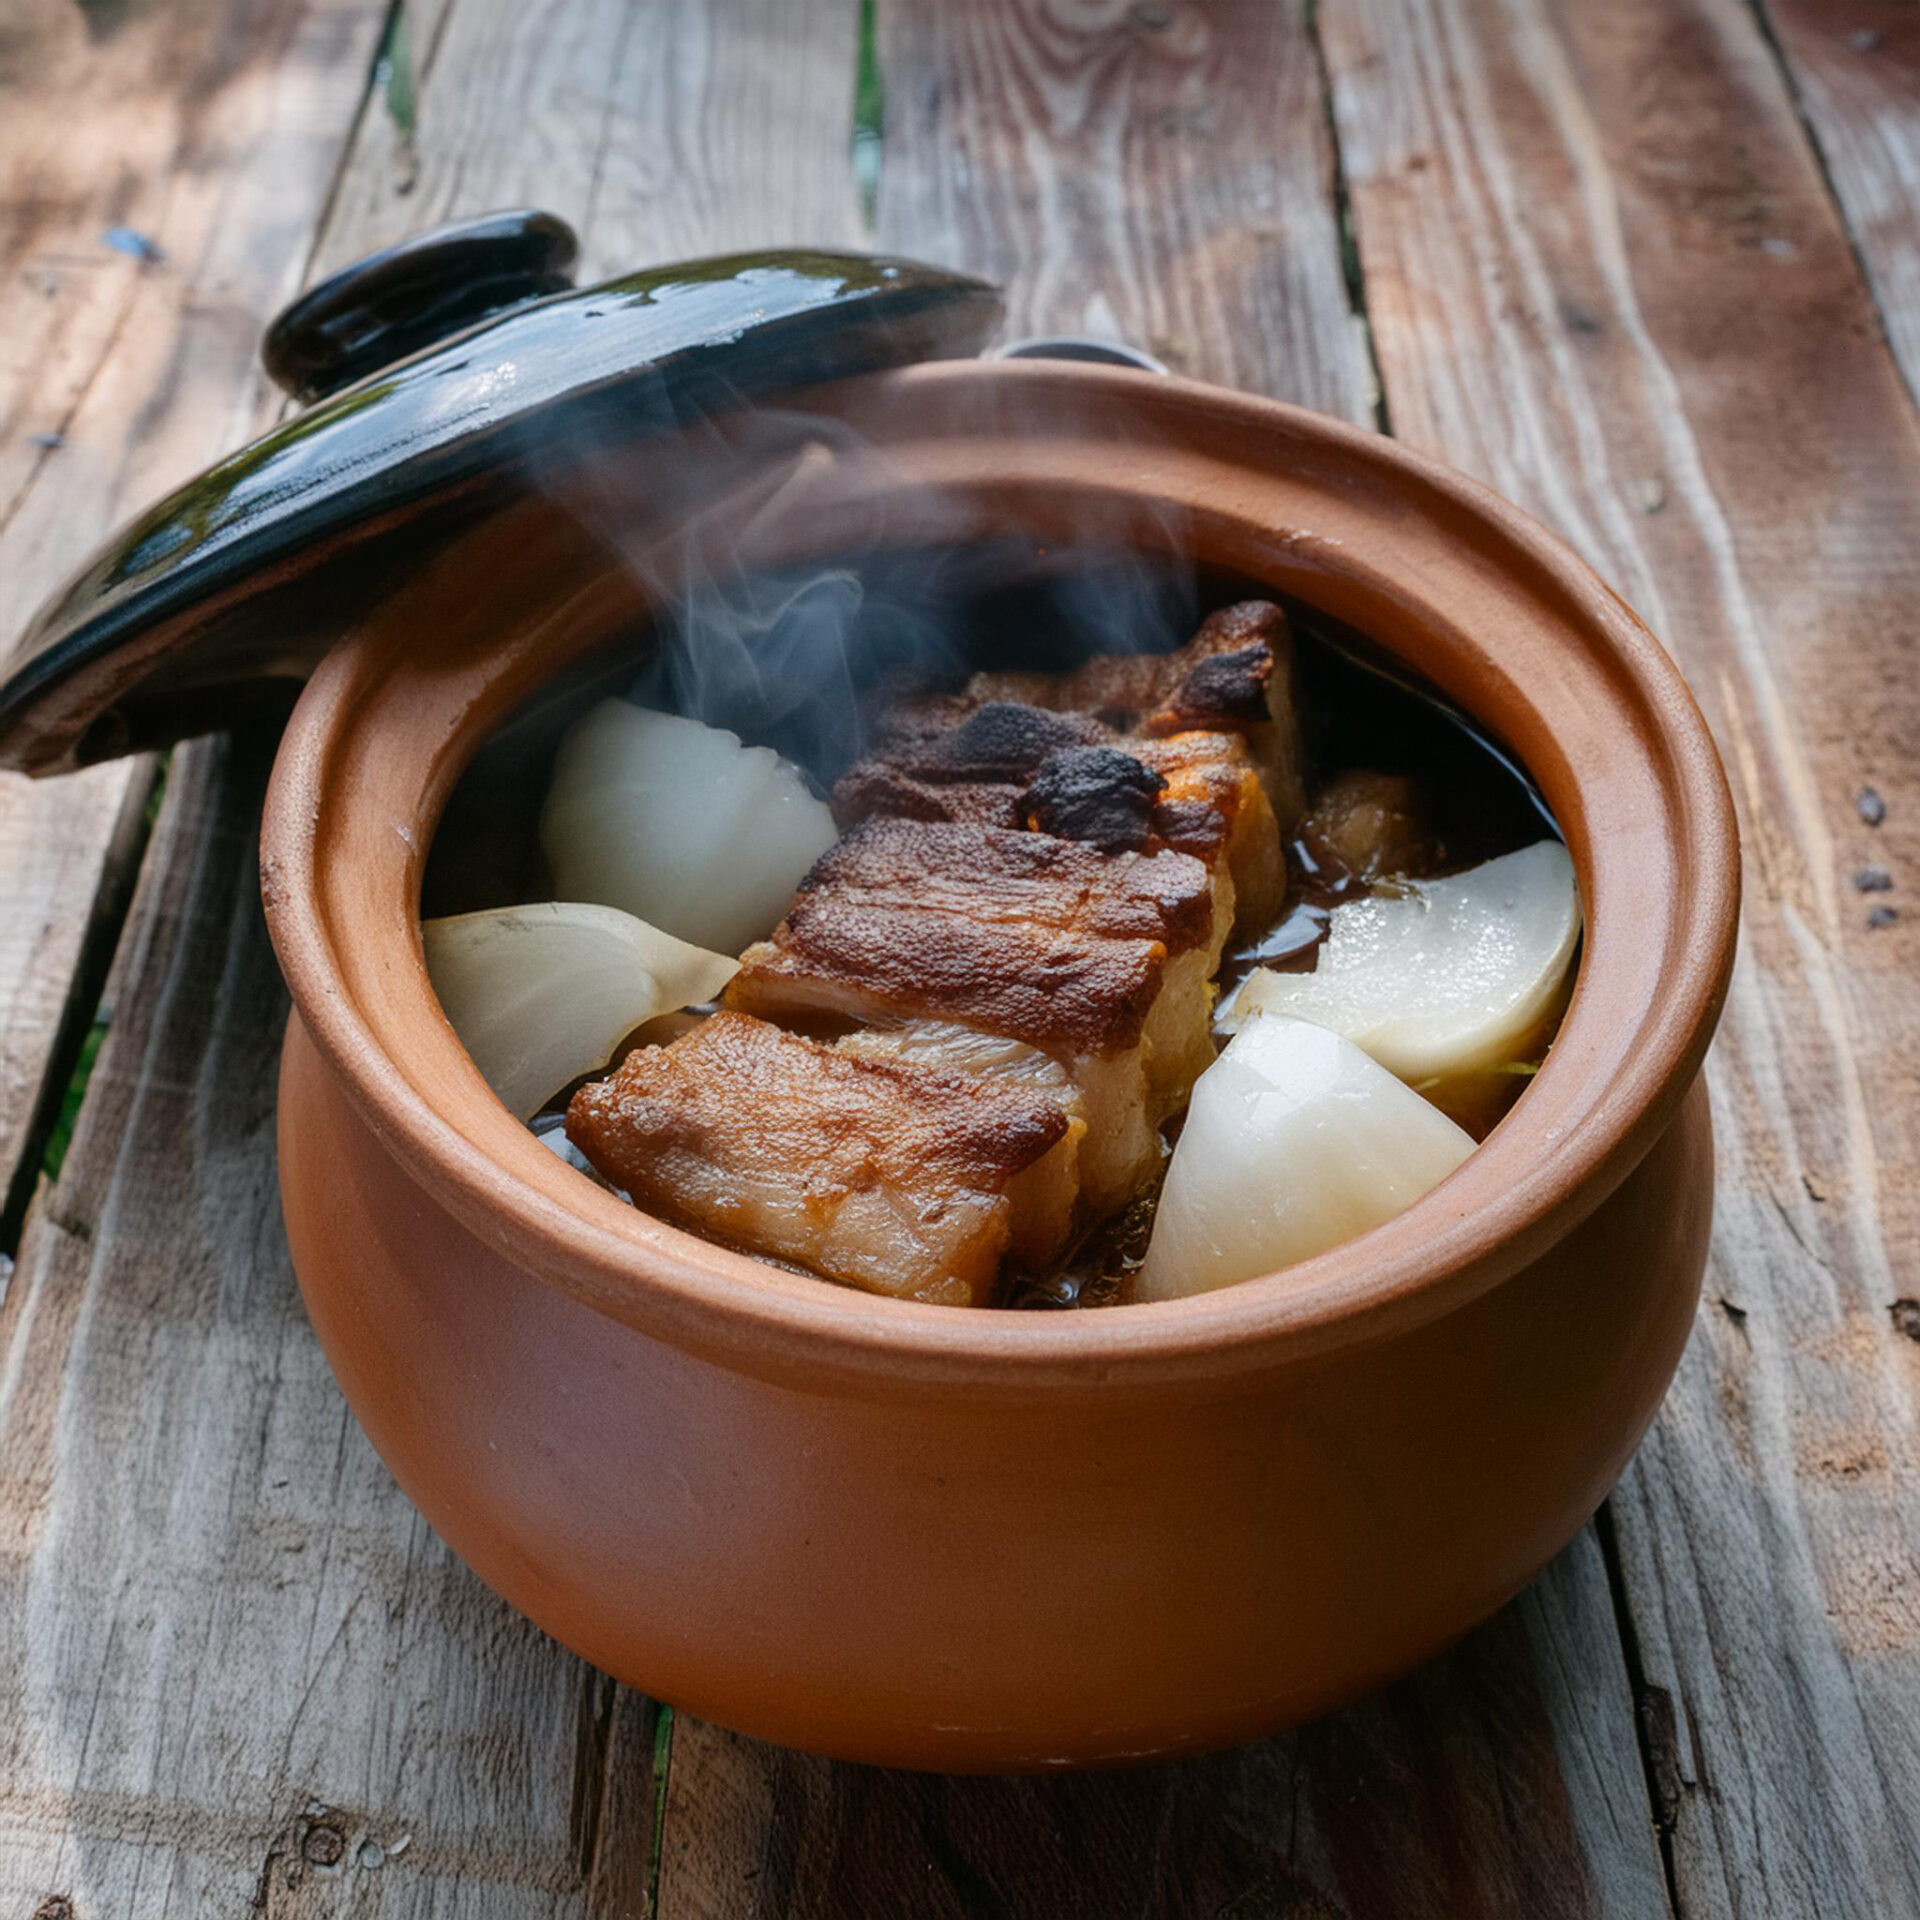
xmin=800 ymin=816 xmax=1222 ymax=957
xmin=566 ymin=1011 xmax=1078 ymax=1307
xmin=834 ymin=1020 xmax=1085 ymax=1265
xmin=842 ymin=718 xmax=1283 ymax=945
xmin=839 ymin=699 xmax=1282 ymax=931
xmin=750 ymin=816 xmax=1224 ymax=1116
xmin=726 ymin=851 xmax=1201 ymax=1215
xmin=1145 ymin=603 xmax=1306 ymax=830
xmin=834 ymin=700 xmax=1108 ymax=833
xmin=968 ymin=600 xmax=1307 ymax=829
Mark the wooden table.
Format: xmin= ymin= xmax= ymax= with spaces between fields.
xmin=2 ymin=1 xmax=1915 ymax=1913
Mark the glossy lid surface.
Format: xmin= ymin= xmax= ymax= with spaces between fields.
xmin=0 ymin=235 xmax=1001 ymax=774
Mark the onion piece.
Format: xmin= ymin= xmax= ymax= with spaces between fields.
xmin=540 ymin=699 xmax=839 ymax=955
xmin=1135 ymin=1015 xmax=1475 ymax=1300
xmin=423 ymin=902 xmax=738 ymax=1120
xmin=1222 ymin=841 xmax=1580 ymax=1088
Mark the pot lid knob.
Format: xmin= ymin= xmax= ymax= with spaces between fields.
xmin=261 ymin=208 xmax=580 ymax=402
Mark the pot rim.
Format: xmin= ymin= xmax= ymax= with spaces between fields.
xmin=262 ymin=361 xmax=1739 ymax=1396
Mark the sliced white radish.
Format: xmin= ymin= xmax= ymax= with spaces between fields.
xmin=540 ymin=699 xmax=838 ymax=955
xmin=1223 ymin=841 xmax=1580 ymax=1087
xmin=423 ymin=902 xmax=738 ymax=1120
xmin=1135 ymin=1015 xmax=1475 ymax=1301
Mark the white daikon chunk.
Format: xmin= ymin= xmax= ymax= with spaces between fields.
xmin=540 ymin=699 xmax=838 ymax=954
xmin=423 ymin=901 xmax=738 ymax=1119
xmin=1223 ymin=841 xmax=1580 ymax=1085
xmin=1135 ymin=1015 xmax=1476 ymax=1300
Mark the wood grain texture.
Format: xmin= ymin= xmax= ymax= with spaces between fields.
xmin=12 ymin=0 xmax=1909 ymax=1913
xmin=658 ymin=5 xmax=1670 ymax=1913
xmin=874 ymin=0 xmax=1374 ymax=412
xmin=308 ymin=0 xmax=864 ymax=287
xmin=0 ymin=738 xmax=659 ymax=1917
xmin=1758 ymin=1 xmax=1920 ymax=411
xmin=1316 ymin=0 xmax=1920 ymax=1913
xmin=0 ymin=1 xmax=869 ymax=1911
xmin=0 ymin=0 xmax=388 ymax=1243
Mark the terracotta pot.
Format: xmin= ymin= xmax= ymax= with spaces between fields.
xmin=263 ymin=360 xmax=1738 ymax=1771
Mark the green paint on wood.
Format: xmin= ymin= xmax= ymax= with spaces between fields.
xmin=852 ymin=0 xmax=883 ymax=231
xmin=41 ymin=1017 xmax=108 ymax=1182
xmin=376 ymin=1 xmax=416 ymax=138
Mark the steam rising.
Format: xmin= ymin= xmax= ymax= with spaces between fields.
xmin=531 ymin=394 xmax=1204 ymax=789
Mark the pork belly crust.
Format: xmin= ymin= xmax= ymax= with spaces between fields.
xmin=727 ymin=894 xmax=1168 ymax=1056
xmin=1017 ymin=745 xmax=1166 ymax=852
xmin=832 ymin=763 xmax=1025 ymax=830
xmin=800 ymin=817 xmax=1219 ymax=956
xmin=1143 ymin=601 xmax=1287 ymax=732
xmin=566 ymin=1011 xmax=1079 ymax=1307
xmin=834 ymin=700 xmax=1108 ymax=834
xmin=968 ymin=599 xmax=1307 ymax=829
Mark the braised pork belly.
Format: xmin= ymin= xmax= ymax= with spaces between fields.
xmin=409 ymin=582 xmax=1584 ymax=1310
xmin=838 ymin=605 xmax=1299 ymax=940
xmin=556 ymin=597 xmax=1356 ymax=1303
xmin=725 ymin=816 xmax=1226 ymax=1212
xmin=567 ymin=1010 xmax=1080 ymax=1307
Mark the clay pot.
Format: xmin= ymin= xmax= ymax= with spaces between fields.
xmin=263 ymin=360 xmax=1737 ymax=1771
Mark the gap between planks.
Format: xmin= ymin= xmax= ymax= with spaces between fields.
xmin=1749 ymin=0 xmax=1920 ymax=422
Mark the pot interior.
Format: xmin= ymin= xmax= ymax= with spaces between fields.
xmin=268 ymin=362 xmax=1734 ymax=1382
xmin=419 ymin=512 xmax=1571 ymax=1313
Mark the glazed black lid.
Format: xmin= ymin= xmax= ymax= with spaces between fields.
xmin=0 ymin=212 xmax=1003 ymax=774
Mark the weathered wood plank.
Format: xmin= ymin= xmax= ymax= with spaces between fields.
xmin=1316 ymin=0 xmax=1920 ymax=1912
xmin=875 ymin=0 xmax=1373 ymax=409
xmin=0 ymin=0 xmax=389 ymax=1246
xmin=657 ymin=6 xmax=1669 ymax=1913
xmin=307 ymin=0 xmax=864 ymax=285
xmin=1757 ymin=1 xmax=1920 ymax=412
xmin=2 ymin=0 xmax=865 ymax=1910
xmin=0 ymin=738 xmax=660 ymax=1917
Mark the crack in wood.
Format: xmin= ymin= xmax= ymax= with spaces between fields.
xmin=0 ymin=758 xmax=158 ymax=1259
xmin=1596 ymin=1502 xmax=1685 ymax=1917
xmin=1304 ymin=0 xmax=1393 ymax=435
xmin=568 ymin=1666 xmax=619 ymax=1882
xmin=1741 ymin=0 xmax=1920 ymax=422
